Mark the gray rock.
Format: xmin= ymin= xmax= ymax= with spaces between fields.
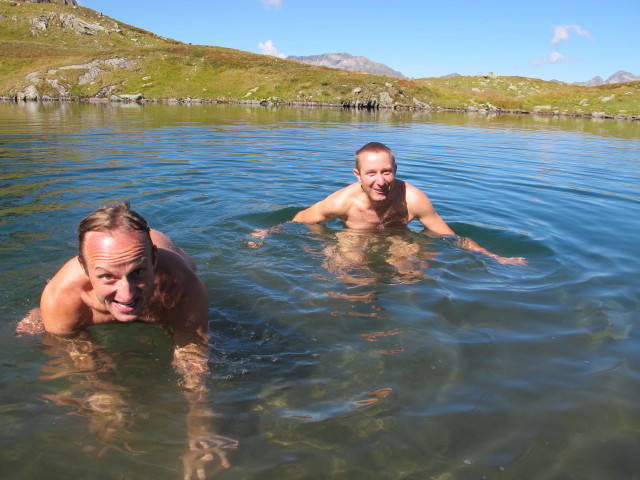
xmin=118 ymin=93 xmax=144 ymax=102
xmin=46 ymin=78 xmax=69 ymax=97
xmin=378 ymin=91 xmax=393 ymax=107
xmin=412 ymin=98 xmax=431 ymax=110
xmin=23 ymin=85 xmax=39 ymax=101
xmin=30 ymin=16 xmax=49 ymax=30
xmin=59 ymin=13 xmax=107 ymax=35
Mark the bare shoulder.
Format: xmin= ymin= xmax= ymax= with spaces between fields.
xmin=328 ymin=183 xmax=361 ymax=209
xmin=150 ymin=229 xmax=197 ymax=271
xmin=293 ymin=183 xmax=359 ymax=223
xmin=403 ymin=182 xmax=455 ymax=235
xmin=403 ymin=182 xmax=434 ymax=210
xmin=153 ymin=248 xmax=208 ymax=337
xmin=150 ymin=229 xmax=175 ymax=249
xmin=40 ymin=257 xmax=91 ymax=334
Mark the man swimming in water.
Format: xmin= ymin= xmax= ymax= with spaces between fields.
xmin=17 ymin=202 xmax=236 ymax=479
xmin=24 ymin=202 xmax=208 ymax=337
xmin=292 ymin=142 xmax=525 ymax=265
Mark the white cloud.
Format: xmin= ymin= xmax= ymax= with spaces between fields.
xmin=261 ymin=0 xmax=283 ymax=8
xmin=531 ymin=25 xmax=592 ymax=68
xmin=258 ymin=40 xmax=286 ymax=58
xmin=551 ymin=25 xmax=592 ymax=46
xmin=531 ymin=51 xmax=571 ymax=66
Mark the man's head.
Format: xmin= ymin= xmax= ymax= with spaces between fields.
xmin=77 ymin=202 xmax=157 ymax=322
xmin=354 ymin=142 xmax=396 ymax=172
xmin=353 ymin=142 xmax=398 ymax=203
xmin=78 ymin=202 xmax=152 ymax=266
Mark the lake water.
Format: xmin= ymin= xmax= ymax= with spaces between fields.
xmin=1 ymin=102 xmax=639 ymax=480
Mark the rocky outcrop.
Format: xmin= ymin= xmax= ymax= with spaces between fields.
xmin=110 ymin=93 xmax=144 ymax=103
xmin=60 ymin=12 xmax=107 ymax=35
xmin=15 ymin=58 xmax=136 ymax=101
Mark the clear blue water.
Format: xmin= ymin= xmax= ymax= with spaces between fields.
xmin=1 ymin=102 xmax=639 ymax=479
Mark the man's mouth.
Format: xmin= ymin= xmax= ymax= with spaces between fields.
xmin=112 ymin=298 xmax=138 ymax=312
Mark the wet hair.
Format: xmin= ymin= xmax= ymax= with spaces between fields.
xmin=77 ymin=202 xmax=152 ymax=267
xmin=354 ymin=142 xmax=396 ymax=171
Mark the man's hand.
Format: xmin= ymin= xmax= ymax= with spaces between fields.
xmin=456 ymin=236 xmax=527 ymax=266
xmin=246 ymin=224 xmax=287 ymax=249
xmin=494 ymin=255 xmax=527 ymax=266
xmin=16 ymin=308 xmax=45 ymax=335
xmin=182 ymin=435 xmax=239 ymax=480
xmin=246 ymin=228 xmax=269 ymax=249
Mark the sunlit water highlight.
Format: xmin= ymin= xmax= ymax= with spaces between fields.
xmin=1 ymin=102 xmax=639 ymax=479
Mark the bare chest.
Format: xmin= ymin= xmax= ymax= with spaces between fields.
xmin=344 ymin=203 xmax=409 ymax=229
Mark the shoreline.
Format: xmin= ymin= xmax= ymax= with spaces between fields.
xmin=1 ymin=95 xmax=637 ymax=121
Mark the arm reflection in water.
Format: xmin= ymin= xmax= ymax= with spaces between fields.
xmin=39 ymin=330 xmax=136 ymax=455
xmin=36 ymin=324 xmax=238 ymax=478
xmin=172 ymin=332 xmax=239 ymax=475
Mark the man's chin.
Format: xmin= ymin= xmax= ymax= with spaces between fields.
xmin=109 ymin=311 xmax=141 ymax=323
xmin=371 ymin=193 xmax=389 ymax=202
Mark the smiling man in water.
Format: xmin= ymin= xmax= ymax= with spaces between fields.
xmin=17 ymin=202 xmax=236 ymax=479
xmin=33 ymin=201 xmax=208 ymax=336
xmin=292 ymin=142 xmax=526 ymax=265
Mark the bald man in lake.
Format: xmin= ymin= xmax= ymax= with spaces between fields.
xmin=292 ymin=142 xmax=526 ymax=265
xmin=17 ymin=202 xmax=236 ymax=479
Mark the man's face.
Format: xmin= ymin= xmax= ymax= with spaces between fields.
xmin=81 ymin=229 xmax=156 ymax=322
xmin=354 ymin=150 xmax=397 ymax=203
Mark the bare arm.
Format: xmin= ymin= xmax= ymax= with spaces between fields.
xmin=172 ymin=338 xmax=238 ymax=477
xmin=292 ymin=200 xmax=336 ymax=224
xmin=408 ymin=184 xmax=526 ymax=265
xmin=163 ymin=260 xmax=237 ymax=477
xmin=292 ymin=185 xmax=353 ymax=224
xmin=249 ymin=187 xmax=351 ymax=247
xmin=39 ymin=257 xmax=92 ymax=335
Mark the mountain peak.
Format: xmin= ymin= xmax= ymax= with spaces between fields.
xmin=575 ymin=70 xmax=639 ymax=86
xmin=286 ymin=53 xmax=407 ymax=79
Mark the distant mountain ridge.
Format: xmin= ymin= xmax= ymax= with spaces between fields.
xmin=574 ymin=70 xmax=640 ymax=86
xmin=287 ymin=53 xmax=407 ymax=79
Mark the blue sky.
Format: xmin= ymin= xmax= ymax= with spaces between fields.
xmin=80 ymin=0 xmax=638 ymax=83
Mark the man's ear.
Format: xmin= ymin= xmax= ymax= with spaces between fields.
xmin=78 ymin=256 xmax=89 ymax=277
xmin=353 ymin=168 xmax=361 ymax=181
xmin=151 ymin=245 xmax=158 ymax=267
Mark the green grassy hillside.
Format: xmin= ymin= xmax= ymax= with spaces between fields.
xmin=1 ymin=0 xmax=638 ymax=119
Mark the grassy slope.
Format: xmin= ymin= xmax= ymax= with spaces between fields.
xmin=1 ymin=0 xmax=639 ymax=118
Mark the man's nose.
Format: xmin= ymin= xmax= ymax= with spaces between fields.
xmin=116 ymin=278 xmax=136 ymax=301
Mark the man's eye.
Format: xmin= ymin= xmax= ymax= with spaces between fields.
xmin=100 ymin=274 xmax=114 ymax=281
xmin=131 ymin=268 xmax=145 ymax=277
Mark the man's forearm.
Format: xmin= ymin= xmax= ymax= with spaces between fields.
xmin=456 ymin=236 xmax=526 ymax=265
